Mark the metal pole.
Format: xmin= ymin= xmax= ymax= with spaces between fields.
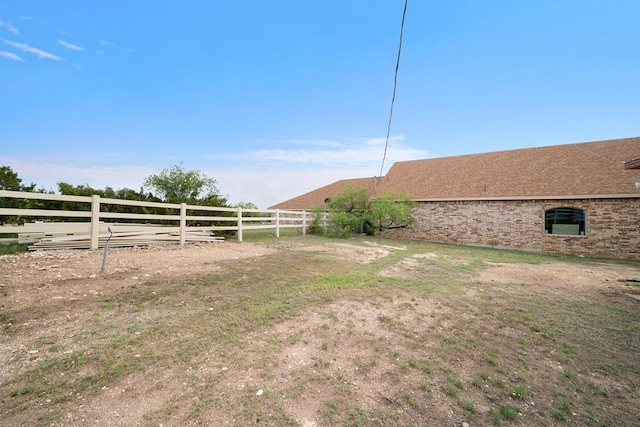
xmin=100 ymin=227 xmax=113 ymax=274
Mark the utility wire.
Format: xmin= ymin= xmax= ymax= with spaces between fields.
xmin=375 ymin=0 xmax=408 ymax=195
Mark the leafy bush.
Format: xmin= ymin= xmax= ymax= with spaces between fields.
xmin=308 ymin=207 xmax=326 ymax=235
xmin=314 ymin=185 xmax=415 ymax=237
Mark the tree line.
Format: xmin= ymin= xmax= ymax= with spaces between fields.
xmin=1 ymin=164 xmax=415 ymax=236
xmin=0 ymin=164 xmax=256 ymax=225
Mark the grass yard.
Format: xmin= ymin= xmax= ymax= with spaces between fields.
xmin=1 ymin=235 xmax=639 ymax=426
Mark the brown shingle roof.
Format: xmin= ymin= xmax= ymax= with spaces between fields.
xmin=270 ymin=137 xmax=640 ymax=209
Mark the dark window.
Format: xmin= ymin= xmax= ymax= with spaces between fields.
xmin=545 ymin=208 xmax=586 ymax=235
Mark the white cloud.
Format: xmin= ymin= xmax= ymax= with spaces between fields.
xmin=2 ymin=39 xmax=62 ymax=60
xmin=19 ymin=16 xmax=47 ymax=26
xmin=0 ymin=157 xmax=153 ymax=193
xmin=98 ymin=40 xmax=134 ymax=53
xmin=235 ymin=135 xmax=426 ymax=168
xmin=0 ymin=50 xmax=24 ymax=62
xmin=256 ymin=138 xmax=345 ymax=148
xmin=96 ymin=50 xmax=105 ymax=55
xmin=205 ymin=135 xmax=429 ymax=207
xmin=0 ymin=20 xmax=19 ymax=35
xmin=0 ymin=135 xmax=428 ymax=209
xmin=58 ymin=40 xmax=85 ymax=51
xmin=2 ymin=156 xmax=344 ymax=209
xmin=213 ymin=165 xmax=377 ymax=208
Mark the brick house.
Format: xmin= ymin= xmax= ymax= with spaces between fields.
xmin=271 ymin=137 xmax=640 ymax=261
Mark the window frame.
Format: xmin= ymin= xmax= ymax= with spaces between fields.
xmin=544 ymin=207 xmax=587 ymax=236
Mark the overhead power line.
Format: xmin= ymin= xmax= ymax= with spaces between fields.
xmin=374 ymin=0 xmax=408 ymax=195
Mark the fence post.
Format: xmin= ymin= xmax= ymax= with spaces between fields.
xmin=90 ymin=195 xmax=100 ymax=250
xmin=302 ymin=210 xmax=307 ymax=235
xmin=237 ymin=207 xmax=243 ymax=242
xmin=179 ymin=203 xmax=187 ymax=246
xmin=276 ymin=209 xmax=280 ymax=238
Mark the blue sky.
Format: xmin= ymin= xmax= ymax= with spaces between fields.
xmin=1 ymin=1 xmax=639 ymax=208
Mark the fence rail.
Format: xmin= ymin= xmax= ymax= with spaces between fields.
xmin=0 ymin=190 xmax=310 ymax=249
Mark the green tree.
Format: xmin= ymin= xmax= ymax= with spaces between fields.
xmin=316 ymin=185 xmax=415 ymax=237
xmin=0 ymin=166 xmax=36 ymax=192
xmin=326 ymin=185 xmax=370 ymax=237
xmin=0 ymin=166 xmax=41 ymax=225
xmin=143 ymin=164 xmax=226 ymax=205
xmin=369 ymin=190 xmax=416 ymax=232
xmin=56 ymin=182 xmax=155 ymax=221
xmin=308 ymin=206 xmax=327 ymax=235
xmin=234 ymin=201 xmax=258 ymax=210
xmin=0 ymin=166 xmax=22 ymax=191
xmin=234 ymin=201 xmax=261 ymax=219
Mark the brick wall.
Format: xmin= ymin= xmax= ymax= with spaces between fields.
xmin=386 ymin=198 xmax=640 ymax=261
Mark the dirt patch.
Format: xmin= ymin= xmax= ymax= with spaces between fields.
xmin=0 ymin=242 xmax=275 ymax=312
xmin=379 ymin=253 xmax=440 ymax=278
xmin=280 ymin=241 xmax=392 ymax=264
xmin=477 ymin=261 xmax=638 ymax=287
xmin=477 ymin=261 xmax=640 ymax=303
xmin=265 ymin=296 xmax=451 ymax=426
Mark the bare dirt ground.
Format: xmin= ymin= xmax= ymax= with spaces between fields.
xmin=0 ymin=242 xmax=277 ymax=313
xmin=477 ymin=260 xmax=640 ymax=302
xmin=1 ymin=239 xmax=639 ymax=426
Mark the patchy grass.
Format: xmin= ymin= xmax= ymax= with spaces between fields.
xmin=2 ymin=236 xmax=639 ymax=426
xmin=0 ymin=242 xmax=27 ymax=255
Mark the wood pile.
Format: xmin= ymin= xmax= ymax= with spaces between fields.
xmin=7 ymin=222 xmax=224 ymax=250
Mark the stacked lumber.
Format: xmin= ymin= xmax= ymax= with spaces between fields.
xmin=7 ymin=221 xmax=224 ymax=250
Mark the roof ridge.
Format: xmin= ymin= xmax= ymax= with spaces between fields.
xmin=391 ymin=136 xmax=640 ymax=166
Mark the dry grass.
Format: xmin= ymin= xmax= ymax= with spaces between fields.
xmin=1 ymin=235 xmax=639 ymax=426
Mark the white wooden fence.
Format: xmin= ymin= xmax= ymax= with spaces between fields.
xmin=0 ymin=190 xmax=310 ymax=249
